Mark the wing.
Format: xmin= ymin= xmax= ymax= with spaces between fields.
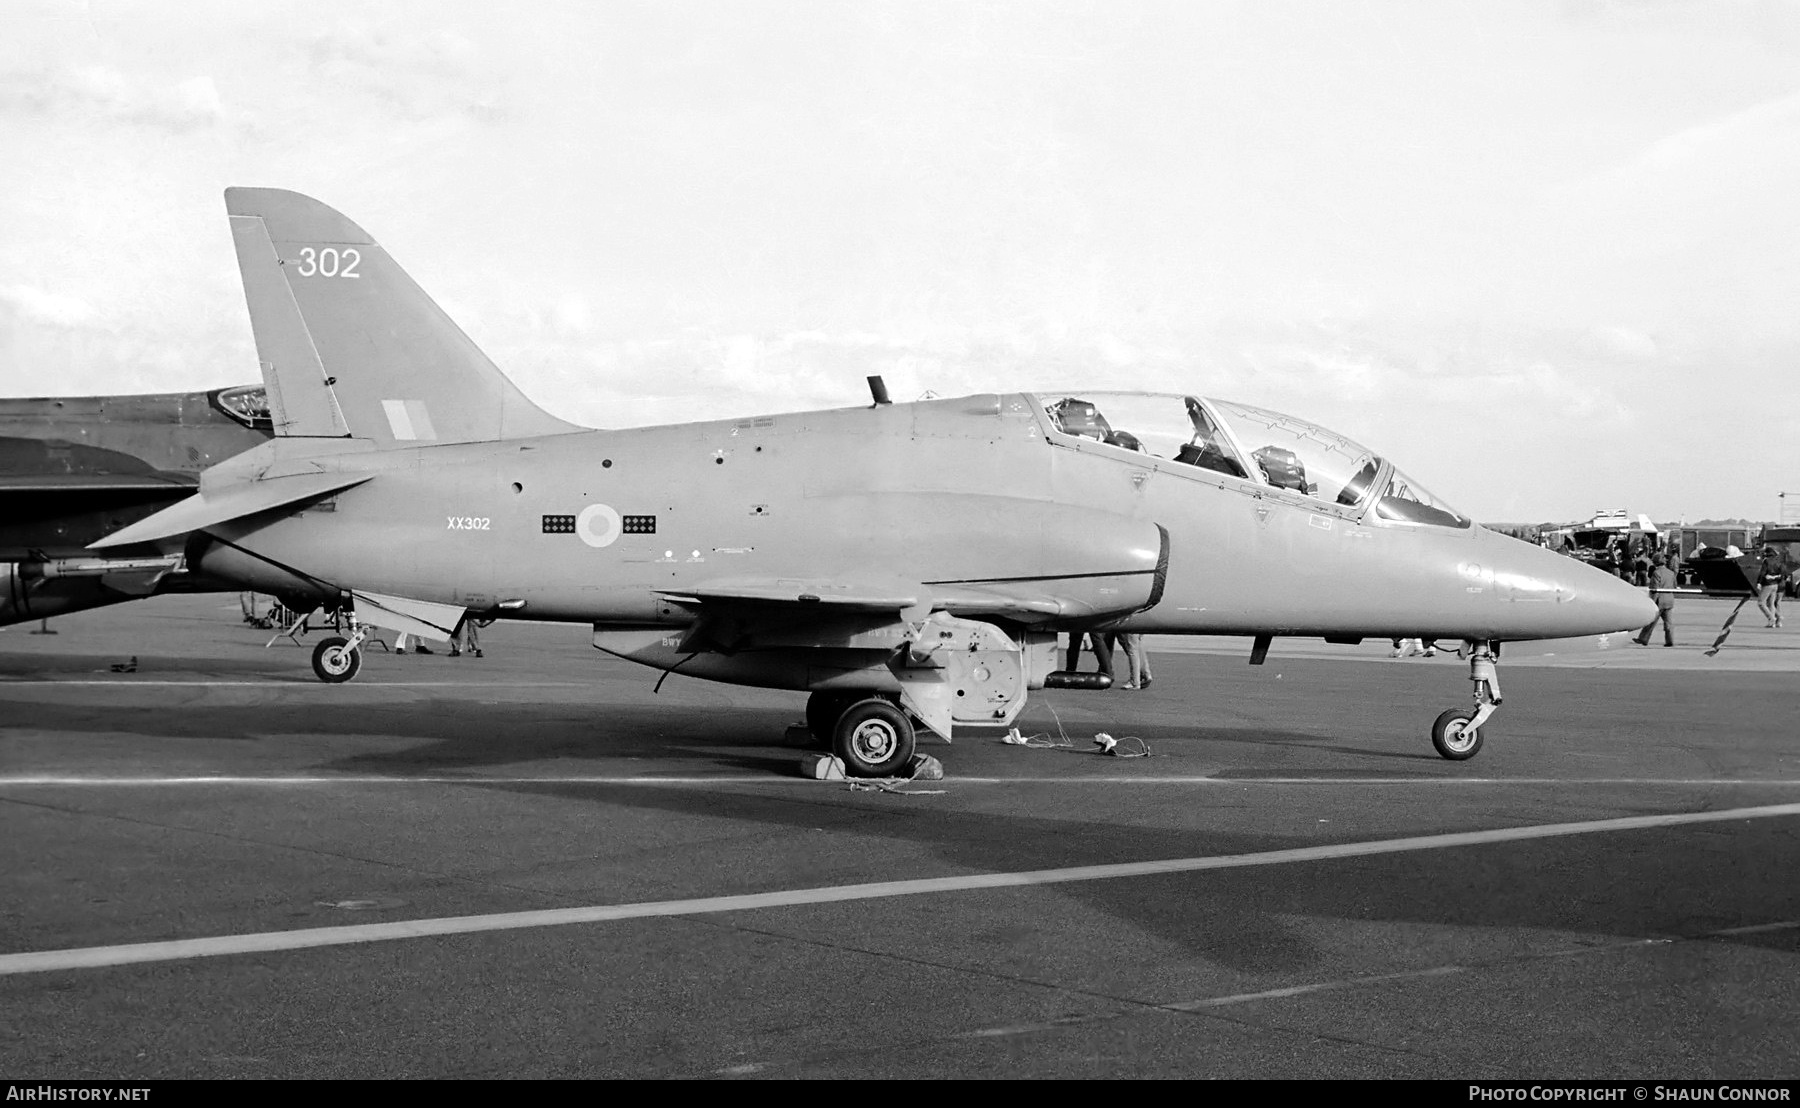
xmin=653 ymin=574 xmax=1129 ymax=655
xmin=654 ymin=577 xmax=928 ymax=654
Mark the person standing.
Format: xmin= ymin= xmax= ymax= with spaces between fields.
xmin=394 ymin=631 xmax=432 ymax=655
xmin=1755 ymin=547 xmax=1785 ymax=628
xmin=1634 ymin=555 xmax=1679 ymax=647
xmin=450 ymin=617 xmax=484 ymax=657
xmin=1631 ymin=540 xmax=1651 ymax=587
xmin=1112 ymin=632 xmax=1153 ymax=689
xmin=1390 ymin=638 xmax=1438 ymax=658
xmin=1064 ymin=631 xmax=1114 ymax=678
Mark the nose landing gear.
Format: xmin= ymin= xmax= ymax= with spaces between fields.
xmin=311 ymin=619 xmax=373 ymax=684
xmin=1431 ymin=640 xmax=1501 ymax=761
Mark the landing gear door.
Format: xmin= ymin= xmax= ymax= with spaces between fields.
xmin=890 ymin=613 xmax=1029 ymax=739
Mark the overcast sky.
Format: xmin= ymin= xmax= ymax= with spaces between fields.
xmin=3 ymin=0 xmax=1797 ymax=523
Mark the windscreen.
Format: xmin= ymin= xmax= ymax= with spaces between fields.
xmin=1375 ymin=467 xmax=1471 ymax=529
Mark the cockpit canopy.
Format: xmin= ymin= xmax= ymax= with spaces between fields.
xmin=1038 ymin=391 xmax=1469 ymax=529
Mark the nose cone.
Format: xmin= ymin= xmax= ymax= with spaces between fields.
xmin=1569 ymin=560 xmax=1660 ymax=635
xmin=1490 ymin=539 xmax=1658 ymax=639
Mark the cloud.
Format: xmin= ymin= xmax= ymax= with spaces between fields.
xmin=1628 ymin=89 xmax=1800 ymax=175
xmin=304 ymin=23 xmax=505 ymax=122
xmin=1588 ymin=326 xmax=1658 ymax=361
xmin=0 ymin=284 xmax=98 ymax=329
xmin=0 ymin=65 xmax=226 ymax=131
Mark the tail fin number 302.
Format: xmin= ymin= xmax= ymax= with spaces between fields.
xmin=293 ymin=247 xmax=361 ymax=278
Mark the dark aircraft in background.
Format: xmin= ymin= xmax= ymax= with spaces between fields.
xmin=94 ymin=188 xmax=1656 ymax=772
xmin=1 ymin=386 xmax=271 ymax=624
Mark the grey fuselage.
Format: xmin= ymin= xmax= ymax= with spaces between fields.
xmin=191 ymin=392 xmax=1653 ymax=655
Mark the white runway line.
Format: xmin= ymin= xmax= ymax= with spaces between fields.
xmin=3 ymin=802 xmax=1799 ymax=977
xmin=0 ymin=680 xmax=585 ymax=687
xmin=961 ymin=919 xmax=1800 ymax=1038
xmin=0 ymin=775 xmax=785 ymax=786
xmin=7 ymin=775 xmax=1800 ymax=787
xmin=1165 ymin=965 xmax=1471 ymax=1010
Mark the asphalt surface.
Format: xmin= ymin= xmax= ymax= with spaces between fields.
xmin=2 ymin=594 xmax=1798 ymax=1079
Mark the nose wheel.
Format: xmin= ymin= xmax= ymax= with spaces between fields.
xmin=311 ymin=636 xmax=363 ymax=683
xmin=310 ymin=621 xmax=372 ymax=683
xmin=1431 ymin=707 xmax=1482 ymax=760
xmin=1431 ymin=640 xmax=1501 ymax=761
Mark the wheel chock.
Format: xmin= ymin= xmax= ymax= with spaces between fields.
xmin=906 ymin=754 xmax=944 ymax=780
xmin=800 ymin=754 xmax=847 ymax=780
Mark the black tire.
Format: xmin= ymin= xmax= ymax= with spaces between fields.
xmin=805 ymin=690 xmax=861 ymax=743
xmin=311 ymin=636 xmax=362 ymax=684
xmin=833 ymin=698 xmax=916 ymax=778
xmin=1431 ymin=707 xmax=1483 ymax=761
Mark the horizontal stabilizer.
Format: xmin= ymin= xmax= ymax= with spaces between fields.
xmin=351 ymin=591 xmax=464 ymax=643
xmin=88 ymin=471 xmax=371 ymax=549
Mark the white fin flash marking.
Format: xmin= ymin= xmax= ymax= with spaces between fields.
xmin=381 ymin=399 xmax=437 ymax=441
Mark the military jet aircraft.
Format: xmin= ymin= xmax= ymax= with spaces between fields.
xmin=1 ymin=385 xmax=270 ymax=625
xmin=94 ymin=188 xmax=1657 ymax=772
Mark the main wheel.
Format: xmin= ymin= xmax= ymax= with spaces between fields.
xmin=833 ymin=698 xmax=916 ymax=778
xmin=312 ymin=636 xmax=363 ymax=684
xmin=805 ymin=690 xmax=861 ymax=744
xmin=1431 ymin=707 xmax=1483 ymax=760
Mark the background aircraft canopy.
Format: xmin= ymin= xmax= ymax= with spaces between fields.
xmin=210 ymin=385 xmax=272 ymax=431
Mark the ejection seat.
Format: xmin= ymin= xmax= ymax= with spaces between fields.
xmin=1176 ymin=440 xmax=1248 ymax=479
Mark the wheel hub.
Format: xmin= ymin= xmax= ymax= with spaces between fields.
xmin=851 ymin=720 xmax=897 ymax=761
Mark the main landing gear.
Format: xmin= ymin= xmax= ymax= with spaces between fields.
xmin=805 ymin=689 xmax=917 ymax=777
xmin=1431 ymin=640 xmax=1501 ymax=761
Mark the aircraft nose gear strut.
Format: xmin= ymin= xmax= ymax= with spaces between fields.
xmin=1430 ymin=640 xmax=1502 ymax=761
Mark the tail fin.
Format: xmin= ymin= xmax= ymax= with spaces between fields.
xmin=225 ymin=187 xmax=579 ymax=445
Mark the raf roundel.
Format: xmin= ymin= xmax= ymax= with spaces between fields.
xmin=576 ymin=504 xmax=623 ymax=549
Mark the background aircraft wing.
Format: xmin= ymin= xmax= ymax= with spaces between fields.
xmin=0 ymin=474 xmax=197 ymax=493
